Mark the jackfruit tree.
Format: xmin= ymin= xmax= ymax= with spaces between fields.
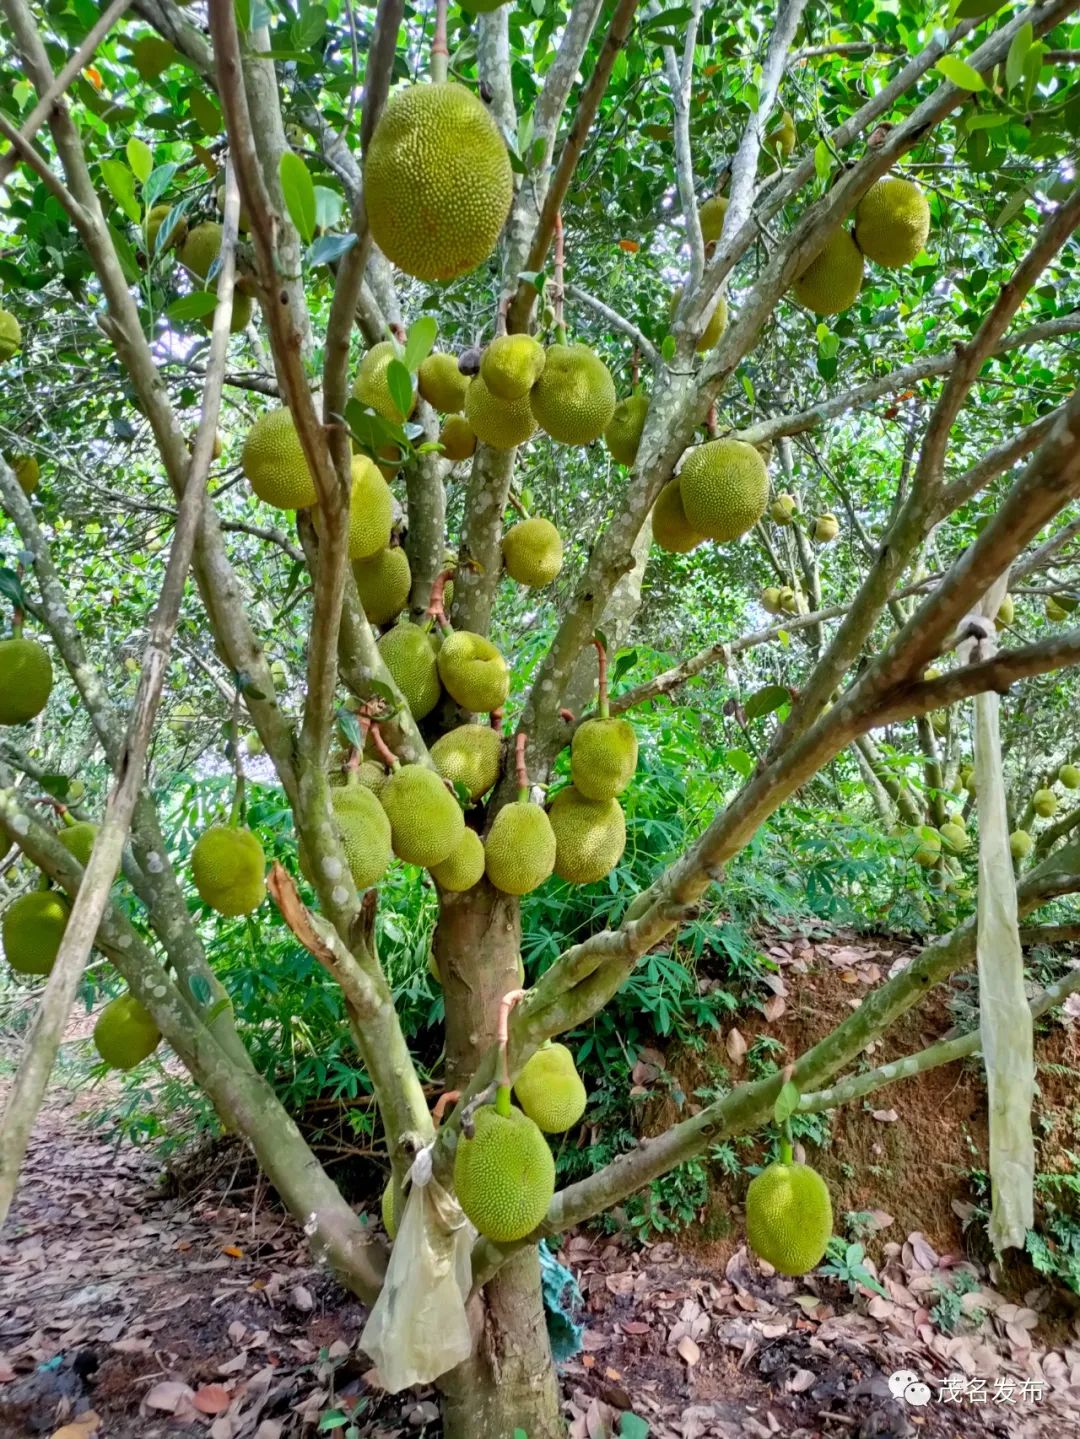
xmin=1 ymin=2 xmax=1080 ymax=1436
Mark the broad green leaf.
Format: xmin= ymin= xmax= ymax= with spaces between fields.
xmin=403 ymin=316 xmax=438 ymax=372
xmin=1006 ymin=22 xmax=1033 ymax=90
xmin=1021 ymin=42 xmax=1045 ymax=107
xmin=307 ymin=232 xmax=357 ymax=267
xmin=166 ymin=292 xmax=219 ymax=323
xmin=385 ymin=359 xmax=414 ymax=421
xmin=144 ymin=161 xmax=178 ymax=208
xmin=965 ymin=112 xmax=1008 ymax=130
xmin=189 ymin=974 xmax=212 ymax=1006
xmin=291 ymin=4 xmax=328 ymax=49
xmin=336 ymin=709 xmax=363 ymax=749
xmin=773 ymin=1080 xmax=800 ymax=1125
xmin=313 ymin=185 xmax=344 ymax=231
xmin=108 ymin=223 xmax=140 ymax=284
xmin=935 ymin=55 xmax=985 ymax=90
xmin=279 ymin=150 xmax=316 ymax=243
xmin=620 ymin=1416 xmax=651 ymax=1439
xmin=610 ymin=648 xmax=639 ymax=687
xmin=724 ymin=748 xmax=753 ymax=778
xmin=189 ymin=89 xmax=224 ymax=137
xmin=100 ymin=158 xmax=141 ymax=224
xmin=126 ymin=136 xmax=152 ymax=184
xmin=814 ymin=140 xmax=831 ymax=182
xmin=955 ymin=0 xmax=1005 ymax=15
xmin=745 ymin=684 xmax=790 ymax=721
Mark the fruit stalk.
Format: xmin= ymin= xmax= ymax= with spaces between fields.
xmin=592 ymin=635 xmax=610 ymax=720
xmin=552 ymin=212 xmax=567 ymax=345
xmin=368 ymin=722 xmax=400 ymax=772
xmin=496 ymin=986 xmax=527 ymax=1117
xmin=514 ymin=730 xmax=530 ymax=802
xmin=228 ymin=691 xmax=246 ymax=826
xmin=426 ymin=567 xmax=455 ymax=628
xmin=431 ymin=0 xmax=449 ymax=83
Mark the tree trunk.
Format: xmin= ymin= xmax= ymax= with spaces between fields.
xmin=434 ymin=883 xmax=565 ymax=1438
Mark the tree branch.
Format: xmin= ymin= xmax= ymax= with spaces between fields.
xmin=663 ymin=0 xmax=705 ymax=292
xmin=566 ymin=283 xmax=659 ymax=368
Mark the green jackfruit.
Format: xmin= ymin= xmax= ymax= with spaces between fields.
xmin=769 ymin=110 xmax=796 ymax=157
xmin=380 ymin=764 xmax=464 ymax=867
xmin=651 ymin=479 xmax=704 ymax=554
xmin=418 ymin=352 xmax=470 ymax=413
xmin=996 ymin=594 xmax=1014 ymax=629
xmin=549 ymin=786 xmax=626 ymax=884
xmin=179 ymin=221 xmax=223 ymax=280
xmin=481 ymin=334 xmax=546 ymax=401
xmin=453 ymin=1104 xmax=555 ymax=1242
xmin=770 ymin=493 xmax=797 ymax=525
xmin=1059 ymin=764 xmax=1080 ymax=790
xmin=514 ymin=1042 xmax=586 ymax=1133
xmin=746 ymin=1161 xmax=832 ymax=1275
xmin=191 ymin=825 xmax=266 ymax=915
xmin=762 ymin=587 xmax=783 ymax=615
xmin=353 ymin=340 xmax=416 ymax=422
xmin=484 ymin=801 xmax=556 ymax=895
xmin=93 ymin=993 xmax=161 ymax=1070
xmin=58 ymin=822 xmax=98 ymax=867
xmin=502 ymin=517 xmax=563 ymax=588
xmin=792 ymin=229 xmax=864 ymax=316
xmin=1010 ymin=829 xmax=1033 ymax=860
xmin=329 ymin=779 xmax=392 ymax=889
xmin=353 ymin=546 xmax=411 ymax=626
xmin=0 ymin=309 xmax=21 ymax=361
xmin=381 ymin=1179 xmax=399 ymax=1239
xmin=939 ymin=821 xmax=969 ymax=854
xmin=529 ymin=344 xmax=616 ymax=446
xmin=343 ymin=455 xmax=393 ymax=560
xmin=1033 ymin=788 xmax=1058 ymax=818
xmin=814 ymin=513 xmax=839 ymax=542
xmin=698 ymin=194 xmax=728 ymax=244
xmin=571 ymin=717 xmax=638 ymax=801
xmin=437 ymin=631 xmax=509 ymax=713
xmin=364 ymin=83 xmax=513 ymax=281
xmin=0 ymin=638 xmax=53 ymax=725
xmin=907 ymin=826 xmax=941 ymax=867
xmin=2 ymin=891 xmax=69 ymax=976
xmin=605 ymin=393 xmax=649 ymax=467
xmin=669 ymin=287 xmax=728 ymax=352
xmin=854 ymin=177 xmax=930 ymax=269
xmin=430 ymin=724 xmax=502 ymax=802
xmin=241 ymin=407 xmax=318 ymax=510
xmin=377 ymin=621 xmax=441 ymax=719
xmin=465 ymin=373 xmax=537 ymax=449
xmin=430 ymin=826 xmax=485 ymax=891
xmin=440 ymin=414 xmax=476 ymax=461
xmin=678 ymin=439 xmax=769 ymax=543
xmin=1047 ymin=596 xmax=1070 ymax=622
xmin=12 ymin=455 xmax=39 ymax=495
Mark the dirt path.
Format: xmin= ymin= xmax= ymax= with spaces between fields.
xmin=2 ymin=1085 xmax=1079 ymax=1438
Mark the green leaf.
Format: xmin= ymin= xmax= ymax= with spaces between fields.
xmin=188 ymin=88 xmax=223 ymax=137
xmin=620 ymin=1414 xmax=651 ymax=1439
xmin=336 ymin=709 xmax=363 ymax=750
xmin=935 ymin=55 xmax=986 ymax=90
xmin=317 ymin=1414 xmax=349 ymax=1432
xmin=279 ymin=150 xmax=316 ymax=243
xmin=126 ymin=136 xmax=152 ymax=184
xmin=1006 ymin=23 xmax=1033 ymax=90
xmin=291 ymin=4 xmax=328 ymax=48
xmin=965 ymin=112 xmax=1008 ymax=130
xmin=144 ymin=162 xmax=178 ymax=208
xmin=610 ymin=648 xmax=638 ymax=688
xmin=35 ymin=773 xmax=71 ymax=800
xmin=314 ymin=185 xmax=344 ymax=231
xmin=744 ymin=684 xmax=790 ymax=721
xmin=166 ymin=292 xmax=219 ymax=323
xmin=724 ymin=748 xmax=753 ymax=778
xmin=403 ymin=316 xmax=438 ymax=372
xmin=100 ymin=158 xmax=141 ymax=224
xmin=516 ymin=268 xmax=546 ymax=292
xmin=108 ymin=224 xmax=140 ymax=284
xmin=813 ymin=140 xmax=831 ymax=182
xmin=385 ymin=359 xmax=414 ymax=421
xmin=1021 ymin=42 xmax=1045 ymax=107
xmin=307 ymin=233 xmax=357 ymax=267
xmin=190 ymin=974 xmax=212 ymax=1006
xmin=773 ymin=1080 xmax=800 ymax=1125
xmin=0 ymin=566 xmax=28 ymax=613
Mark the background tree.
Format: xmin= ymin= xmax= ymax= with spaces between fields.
xmin=2 ymin=0 xmax=1080 ymax=1434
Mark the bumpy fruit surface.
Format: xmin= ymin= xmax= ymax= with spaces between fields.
xmin=12 ymin=455 xmax=39 ymax=495
xmin=669 ymin=287 xmax=727 ymax=352
xmin=651 ymin=479 xmax=704 ymax=554
xmin=939 ymin=821 xmax=969 ymax=854
xmin=481 ymin=334 xmax=546 ymax=401
xmin=605 ymin=393 xmax=649 ymax=467
xmin=0 ymin=638 xmax=53 ymax=725
xmin=380 ymin=765 xmax=464 ymax=867
xmin=377 ymin=622 xmax=441 ymax=719
xmin=792 ymin=229 xmax=864 ymax=315
xmin=485 ymin=801 xmax=556 ymax=895
xmin=430 ymin=827 xmax=485 ymax=891
xmin=437 ymin=631 xmax=509 ymax=713
xmin=814 ymin=513 xmax=839 ymax=543
xmin=465 ymin=373 xmax=537 ymax=450
xmin=530 ymin=344 xmax=616 ymax=446
xmin=418 ymin=352 xmax=470 ymax=413
xmin=58 ymin=821 xmax=99 ymax=867
xmin=678 ymin=440 xmax=769 ymax=543
xmin=2 ymin=891 xmax=69 ymax=976
xmin=571 ymin=717 xmax=638 ymax=801
xmin=242 ymin=408 xmax=318 ymax=510
xmin=353 ymin=546 xmax=411 ymax=626
xmin=1033 ymin=788 xmax=1058 ymax=819
xmin=698 ymin=194 xmax=728 ymax=244
xmin=191 ymin=825 xmax=266 ymax=915
xmin=854 ymin=177 xmax=930 ymax=269
xmin=93 ymin=993 xmax=161 ymax=1070
xmin=179 ymin=221 xmax=222 ymax=279
xmin=440 ymin=415 xmax=476 ymax=461
xmin=908 ymin=826 xmax=941 ymax=867
xmin=327 ymin=779 xmax=392 ymax=889
xmin=1059 ymin=764 xmax=1080 ymax=790
xmin=0 ymin=308 xmax=21 ymax=361
xmin=431 ymin=724 xmax=502 ymax=802
xmin=342 ymin=455 xmax=393 ymax=560
xmin=514 ymin=1043 xmax=587 ymax=1133
xmin=502 ymin=517 xmax=563 ymax=588
xmin=746 ymin=1161 xmax=833 ymax=1275
xmin=1010 ymin=829 xmax=1033 ymax=860
xmin=549 ymin=786 xmax=626 ymax=884
xmin=453 ymin=1104 xmax=555 ymax=1242
xmin=353 ymin=340 xmax=416 ymax=422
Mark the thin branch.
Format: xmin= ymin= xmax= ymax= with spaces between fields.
xmin=791 ymin=41 xmax=906 ymax=59
xmin=0 ymin=111 xmax=81 ymax=216
xmin=663 ymin=0 xmax=705 ymax=290
xmin=565 ymin=283 xmax=659 ymax=367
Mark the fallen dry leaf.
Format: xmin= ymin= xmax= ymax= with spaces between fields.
xmin=726 ymin=1028 xmax=747 ymax=1065
xmin=194 ymin=1383 xmax=232 ymax=1415
xmin=48 ymin=1414 xmax=101 ymax=1439
xmin=677 ymin=1335 xmax=701 ymax=1366
xmin=144 ymin=1380 xmax=195 ymax=1413
xmin=221 ymin=1244 xmax=244 ymax=1259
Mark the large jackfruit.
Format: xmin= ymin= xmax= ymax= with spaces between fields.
xmin=353 ymin=340 xmax=416 ymax=422
xmin=605 ymin=393 xmax=649 ymax=467
xmin=571 ymin=717 xmax=638 ymax=801
xmin=58 ymin=821 xmax=99 ymax=867
xmin=343 ymin=455 xmax=393 ymax=560
xmin=191 ymin=825 xmax=266 ymax=915
xmin=440 ymin=414 xmax=476 ymax=462
xmin=485 ymin=801 xmax=557 ymax=895
xmin=1010 ymin=829 xmax=1033 ymax=860
xmin=179 ymin=221 xmax=223 ymax=279
xmin=430 ymin=724 xmax=502 ymax=802
xmin=854 ymin=177 xmax=930 ymax=269
xmin=549 ymin=786 xmax=626 ymax=884
xmin=12 ymin=454 xmax=39 ymax=495
xmin=364 ymin=82 xmax=513 ymax=282
xmin=481 ymin=334 xmax=546 ymax=401
xmin=377 ymin=621 xmax=441 ymax=719
xmin=792 ymin=229 xmax=864 ymax=316
xmin=93 ymin=992 xmax=161 ymax=1071
xmin=241 ymin=407 xmax=318 ymax=510
xmin=437 ymin=631 xmax=509 ymax=713
xmin=0 ymin=637 xmax=53 ymax=725
xmin=328 ymin=778 xmax=392 ymax=889
xmin=465 ymin=373 xmax=537 ymax=450
xmin=418 ymin=352 xmax=470 ymax=413
xmin=380 ymin=764 xmax=464 ymax=867
xmin=502 ymin=517 xmax=563 ymax=588
xmin=514 ymin=1043 xmax=587 ymax=1133
xmin=1033 ymin=788 xmax=1058 ymax=818
xmin=529 ymin=344 xmax=616 ymax=446
xmin=678 ymin=439 xmax=769 ymax=543
xmin=651 ymin=479 xmax=704 ymax=554
xmin=746 ymin=1161 xmax=833 ymax=1275
xmin=698 ymin=194 xmax=728 ymax=244
xmin=2 ymin=891 xmax=69 ymax=976
xmin=430 ymin=826 xmax=485 ymax=891
xmin=453 ymin=1103 xmax=555 ymax=1242
xmin=353 ymin=546 xmax=411 ymax=626
xmin=0 ymin=308 xmax=22 ymax=361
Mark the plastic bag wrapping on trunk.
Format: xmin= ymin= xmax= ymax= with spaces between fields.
xmin=360 ymin=1149 xmax=476 ymax=1391
xmin=962 ymin=589 xmax=1034 ymax=1252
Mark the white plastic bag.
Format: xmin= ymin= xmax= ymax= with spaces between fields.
xmin=360 ymin=1150 xmax=476 ymax=1392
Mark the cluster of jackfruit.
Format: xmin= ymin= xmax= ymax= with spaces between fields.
xmin=650 ymin=439 xmax=769 ymax=557
xmin=1011 ymin=763 xmax=1080 ymax=862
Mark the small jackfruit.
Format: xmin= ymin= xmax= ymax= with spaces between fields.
xmin=669 ymin=287 xmax=727 ymax=352
xmin=191 ymin=825 xmax=265 ymax=915
xmin=907 ymin=825 xmax=941 ymax=867
xmin=58 ymin=821 xmax=99 ymax=867
xmin=514 ymin=1043 xmax=587 ymax=1133
xmin=453 ymin=1103 xmax=555 ymax=1242
xmin=0 ymin=637 xmax=53 ymax=724
xmin=571 ymin=717 xmax=638 ymax=801
xmin=242 ymin=407 xmax=318 ymax=510
xmin=698 ymin=194 xmax=728 ymax=245
xmin=1047 ymin=596 xmax=1071 ymax=622
xmin=377 ymin=621 xmax=441 ymax=719
xmin=353 ymin=546 xmax=411 ymax=626
xmin=430 ymin=724 xmax=502 ymax=802
xmin=549 ymin=786 xmax=626 ymax=884
xmin=651 ymin=479 xmax=704 ymax=554
xmin=438 ymin=631 xmax=509 ymax=713
xmin=939 ymin=821 xmax=969 ymax=854
xmin=465 ymin=373 xmax=537 ymax=449
xmin=380 ymin=764 xmax=464 ymax=867
xmin=960 ymin=764 xmax=975 ymax=793
xmin=484 ymin=801 xmax=557 ymax=895
xmin=12 ymin=455 xmax=39 ymax=495
xmin=440 ymin=414 xmax=477 ymax=461
xmin=996 ymin=593 xmax=1014 ymax=629
xmin=93 ymin=992 xmax=161 ymax=1070
xmin=343 ymin=455 xmax=393 ymax=560
xmin=678 ymin=439 xmax=769 ymax=543
xmin=353 ymin=340 xmax=416 ymax=422
xmin=215 ymin=183 xmax=250 ymax=232
xmin=529 ymin=344 xmax=616 ymax=446
xmin=770 ymin=493 xmax=797 ymax=525
xmin=792 ymin=229 xmax=864 ymax=316
xmin=201 ymin=290 xmax=252 ymax=335
xmin=381 ymin=1179 xmax=399 ymax=1239
xmin=364 ymin=82 xmax=513 ymax=282
xmin=502 ymin=517 xmax=563 ymax=588
xmin=769 ymin=110 xmax=796 ymax=157
xmin=814 ymin=513 xmax=839 ymax=542
xmin=430 ymin=826 xmax=485 ymax=891
xmin=0 ymin=308 xmax=21 ymax=361
xmin=1033 ymin=788 xmax=1058 ymax=818
xmin=854 ymin=177 xmax=930 ymax=269
xmin=481 ymin=334 xmax=546 ymax=401
xmin=1059 ymin=764 xmax=1080 ymax=790
xmin=605 ymin=393 xmax=649 ymax=467
xmin=179 ymin=221 xmax=223 ymax=280
xmin=2 ymin=891 xmax=69 ymax=976
xmin=418 ymin=352 xmax=470 ymax=413
xmin=746 ymin=1161 xmax=832 ymax=1275
xmin=1010 ymin=829 xmax=1033 ymax=860
xmin=778 ymin=586 xmax=798 ymax=614
xmin=328 ymin=778 xmax=392 ymax=889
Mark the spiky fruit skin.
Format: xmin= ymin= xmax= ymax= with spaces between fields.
xmin=418 ymin=353 xmax=470 ymax=413
xmin=770 ymin=494 xmax=797 ymax=525
xmin=678 ymin=439 xmax=769 ymax=543
xmin=364 ymin=83 xmax=513 ymax=282
xmin=1033 ymin=788 xmax=1058 ymax=819
xmin=855 ymin=178 xmax=930 ymax=269
xmin=380 ymin=765 xmax=464 ymax=867
xmin=431 ymin=826 xmax=485 ymax=891
xmin=330 ymin=780 xmax=392 ymax=889
xmin=669 ymin=288 xmax=727 ymax=352
xmin=453 ymin=1104 xmax=555 ymax=1242
xmin=814 ymin=513 xmax=839 ymax=543
xmin=58 ymin=822 xmax=99 ymax=867
xmin=746 ymin=1162 xmax=832 ymax=1276
xmin=12 ymin=455 xmax=39 ymax=495
xmin=93 ymin=993 xmax=161 ymax=1071
xmin=1059 ymin=764 xmax=1080 ymax=790
xmin=605 ymin=393 xmax=649 ymax=467
xmin=192 ymin=826 xmax=265 ymax=916
xmin=698 ymin=194 xmax=728 ymax=245
xmin=792 ymin=229 xmax=864 ymax=315
xmin=179 ymin=221 xmax=223 ymax=280
xmin=242 ymin=407 xmax=318 ymax=510
xmin=353 ymin=340 xmax=415 ymax=422
xmin=996 ymin=594 xmax=1015 ymax=629
xmin=3 ymin=891 xmax=69 ymax=976
xmin=762 ymin=588 xmax=782 ymax=615
xmin=502 ymin=517 xmax=564 ymax=588
xmin=652 ymin=479 xmax=704 ymax=553
xmin=549 ymin=787 xmax=626 ymax=885
xmin=1010 ymin=830 xmax=1033 ymax=860
xmin=465 ymin=373 xmax=537 ymax=450
xmin=485 ymin=802 xmax=557 ymax=895
xmin=514 ymin=1043 xmax=587 ymax=1133
xmin=381 ymin=1179 xmax=398 ymax=1240
xmin=481 ymin=334 xmax=546 ymax=401
xmin=530 ymin=344 xmax=617 ymax=446
xmin=377 ymin=622 xmax=441 ymax=719
xmin=908 ymin=826 xmax=942 ymax=868
xmin=343 ymin=455 xmax=393 ymax=560
xmin=437 ymin=630 xmax=510 ymax=712
xmin=440 ymin=415 xmax=476 ymax=461
xmin=571 ymin=717 xmax=638 ymax=801
xmin=939 ymin=822 xmax=969 ymax=854
xmin=0 ymin=638 xmax=53 ymax=725
xmin=430 ymin=724 xmax=502 ymax=802
xmin=0 ymin=308 xmax=21 ymax=361
xmin=353 ymin=546 xmax=411 ymax=626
